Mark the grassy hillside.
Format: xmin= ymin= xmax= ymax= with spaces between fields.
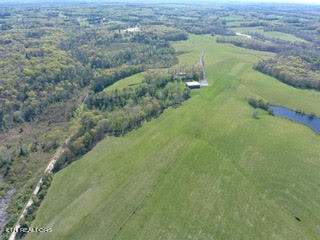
xmin=28 ymin=35 xmax=320 ymax=240
xmin=103 ymin=72 xmax=145 ymax=92
xmin=231 ymin=27 xmax=308 ymax=43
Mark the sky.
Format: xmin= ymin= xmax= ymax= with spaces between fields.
xmin=242 ymin=0 xmax=320 ymax=4
xmin=0 ymin=0 xmax=319 ymax=4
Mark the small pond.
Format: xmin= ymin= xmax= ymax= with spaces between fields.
xmin=269 ymin=106 xmax=320 ymax=134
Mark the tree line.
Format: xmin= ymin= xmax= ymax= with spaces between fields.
xmin=217 ymin=33 xmax=320 ymax=91
xmin=254 ymin=56 xmax=320 ymax=90
xmin=53 ymin=67 xmax=200 ymax=172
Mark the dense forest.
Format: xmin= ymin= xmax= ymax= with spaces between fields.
xmin=0 ymin=25 xmax=179 ymax=131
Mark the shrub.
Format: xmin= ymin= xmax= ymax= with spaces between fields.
xmin=248 ymin=98 xmax=269 ymax=111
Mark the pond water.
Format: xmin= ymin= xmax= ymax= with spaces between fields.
xmin=269 ymin=106 xmax=320 ymax=133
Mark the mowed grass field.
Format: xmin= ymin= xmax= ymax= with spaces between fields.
xmin=28 ymin=35 xmax=320 ymax=240
xmin=231 ymin=27 xmax=308 ymax=43
xmin=103 ymin=72 xmax=145 ymax=92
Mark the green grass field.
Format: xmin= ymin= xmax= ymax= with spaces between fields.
xmin=222 ymin=15 xmax=244 ymax=27
xmin=231 ymin=27 xmax=308 ymax=43
xmin=28 ymin=35 xmax=320 ymax=240
xmin=103 ymin=72 xmax=145 ymax=92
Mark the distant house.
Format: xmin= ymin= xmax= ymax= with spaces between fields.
xmin=185 ymin=81 xmax=200 ymax=89
xmin=124 ymin=27 xmax=140 ymax=33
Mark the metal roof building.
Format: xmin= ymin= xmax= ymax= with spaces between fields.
xmin=185 ymin=81 xmax=201 ymax=89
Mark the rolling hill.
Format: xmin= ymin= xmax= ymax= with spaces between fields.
xmin=27 ymin=35 xmax=320 ymax=240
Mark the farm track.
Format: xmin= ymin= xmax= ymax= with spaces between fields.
xmin=8 ymin=93 xmax=88 ymax=240
xmin=198 ymin=48 xmax=209 ymax=87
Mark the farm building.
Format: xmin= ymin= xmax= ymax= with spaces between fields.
xmin=185 ymin=81 xmax=201 ymax=89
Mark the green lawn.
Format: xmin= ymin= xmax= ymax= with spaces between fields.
xmin=103 ymin=72 xmax=145 ymax=92
xmin=28 ymin=35 xmax=320 ymax=240
xmin=231 ymin=27 xmax=308 ymax=43
xmin=226 ymin=21 xmax=243 ymax=27
xmin=223 ymin=15 xmax=244 ymax=27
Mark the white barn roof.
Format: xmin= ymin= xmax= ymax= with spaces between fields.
xmin=185 ymin=81 xmax=201 ymax=87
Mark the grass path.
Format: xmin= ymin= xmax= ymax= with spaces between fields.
xmin=28 ymin=35 xmax=320 ymax=240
